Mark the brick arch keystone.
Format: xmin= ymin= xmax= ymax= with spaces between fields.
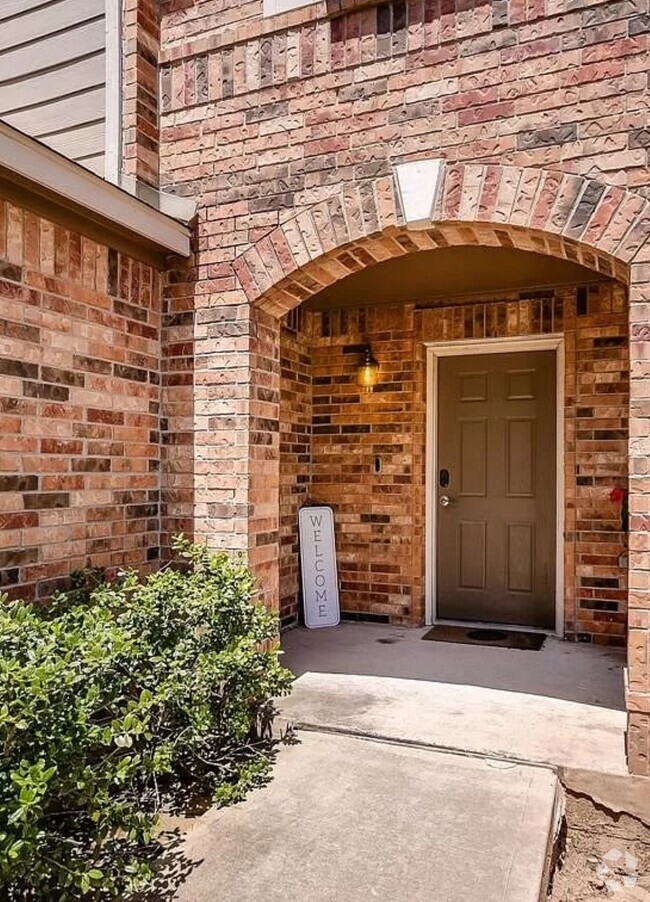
xmin=233 ymin=162 xmax=650 ymax=316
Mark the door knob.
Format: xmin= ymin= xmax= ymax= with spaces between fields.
xmin=439 ymin=495 xmax=452 ymax=507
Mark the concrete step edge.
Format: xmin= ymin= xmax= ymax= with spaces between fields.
xmin=276 ymin=716 xmax=561 ymax=774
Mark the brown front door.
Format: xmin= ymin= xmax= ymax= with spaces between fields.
xmin=436 ymin=350 xmax=556 ymax=629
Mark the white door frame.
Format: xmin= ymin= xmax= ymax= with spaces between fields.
xmin=424 ymin=334 xmax=565 ymax=637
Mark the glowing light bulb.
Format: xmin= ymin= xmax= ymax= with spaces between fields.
xmin=357 ymin=346 xmax=379 ymax=391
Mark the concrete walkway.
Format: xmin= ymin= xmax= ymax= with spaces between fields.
xmin=174 ymin=731 xmax=559 ymax=902
xmin=281 ymin=623 xmax=628 ymax=775
xmin=171 ymin=624 xmax=627 ymax=901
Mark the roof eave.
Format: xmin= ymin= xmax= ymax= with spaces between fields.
xmin=0 ymin=122 xmax=191 ymax=258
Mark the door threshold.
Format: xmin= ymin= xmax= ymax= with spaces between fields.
xmin=431 ymin=618 xmax=559 ymax=638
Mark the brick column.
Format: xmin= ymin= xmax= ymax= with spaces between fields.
xmin=628 ymin=257 xmax=650 ymax=775
xmin=248 ymin=307 xmax=281 ymax=610
xmin=192 ymin=283 xmax=281 ymax=609
xmin=161 ymin=253 xmax=196 ymax=554
xmin=122 ymin=0 xmax=160 ymax=189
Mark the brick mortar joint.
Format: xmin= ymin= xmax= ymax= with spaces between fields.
xmin=158 ymin=0 xmax=636 ymax=63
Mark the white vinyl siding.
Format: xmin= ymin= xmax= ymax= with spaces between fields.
xmin=0 ymin=0 xmax=110 ymax=177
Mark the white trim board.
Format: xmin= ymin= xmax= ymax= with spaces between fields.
xmin=104 ymin=0 xmax=122 ymax=185
xmin=263 ymin=0 xmax=315 ymax=15
xmin=424 ymin=334 xmax=565 ymax=638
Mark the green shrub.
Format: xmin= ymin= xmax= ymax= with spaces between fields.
xmin=0 ymin=538 xmax=292 ymax=900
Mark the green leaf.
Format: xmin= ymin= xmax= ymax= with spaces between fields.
xmin=7 ymin=840 xmax=25 ymax=859
xmin=0 ymin=537 xmax=292 ymax=898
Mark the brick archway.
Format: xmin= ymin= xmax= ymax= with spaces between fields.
xmin=225 ymin=162 xmax=650 ymax=775
xmin=233 ymin=163 xmax=650 ymax=316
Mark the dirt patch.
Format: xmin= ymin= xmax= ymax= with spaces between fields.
xmin=549 ymin=791 xmax=650 ymax=901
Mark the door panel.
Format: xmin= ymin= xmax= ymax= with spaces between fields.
xmin=459 ymin=521 xmax=487 ymax=590
xmin=459 ymin=419 xmax=487 ymax=496
xmin=507 ymin=523 xmax=534 ymax=593
xmin=506 ymin=418 xmax=535 ymax=497
xmin=436 ymin=350 xmax=556 ymax=628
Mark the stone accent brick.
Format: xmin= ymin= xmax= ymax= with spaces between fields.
xmin=628 ymin=712 xmax=650 ymax=775
xmin=517 ymin=124 xmax=578 ymax=151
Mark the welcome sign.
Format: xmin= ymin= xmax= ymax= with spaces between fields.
xmin=299 ymin=506 xmax=340 ymax=629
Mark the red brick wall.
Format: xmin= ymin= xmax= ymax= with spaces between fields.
xmin=123 ymin=0 xmax=161 ymax=188
xmin=310 ymin=304 xmax=425 ymax=625
xmin=570 ymin=286 xmax=629 ymax=644
xmin=159 ymin=0 xmax=649 ymax=200
xmin=161 ymin=255 xmax=196 ymax=554
xmin=279 ymin=281 xmax=629 ymax=641
xmin=279 ymin=308 xmax=312 ymax=626
xmin=155 ymin=0 xmax=650 ymax=769
xmin=0 ymin=199 xmax=162 ymax=599
xmin=157 ymin=0 xmax=647 ymax=565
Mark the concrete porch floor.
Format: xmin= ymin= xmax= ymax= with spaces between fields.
xmin=280 ymin=622 xmax=628 ymax=775
xmin=171 ymin=625 xmax=628 ymax=901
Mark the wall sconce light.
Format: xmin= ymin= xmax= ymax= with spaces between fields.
xmin=357 ymin=345 xmax=380 ymax=391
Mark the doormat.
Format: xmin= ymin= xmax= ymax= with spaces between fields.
xmin=422 ymin=625 xmax=546 ymax=650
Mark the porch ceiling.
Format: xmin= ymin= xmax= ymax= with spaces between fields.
xmin=306 ymin=245 xmax=610 ymax=310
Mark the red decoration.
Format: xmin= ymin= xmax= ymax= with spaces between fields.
xmin=610 ymin=486 xmax=626 ymax=503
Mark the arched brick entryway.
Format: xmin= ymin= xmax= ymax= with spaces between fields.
xmin=233 ymin=163 xmax=645 ymax=314
xmin=208 ymin=162 xmax=650 ymax=774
